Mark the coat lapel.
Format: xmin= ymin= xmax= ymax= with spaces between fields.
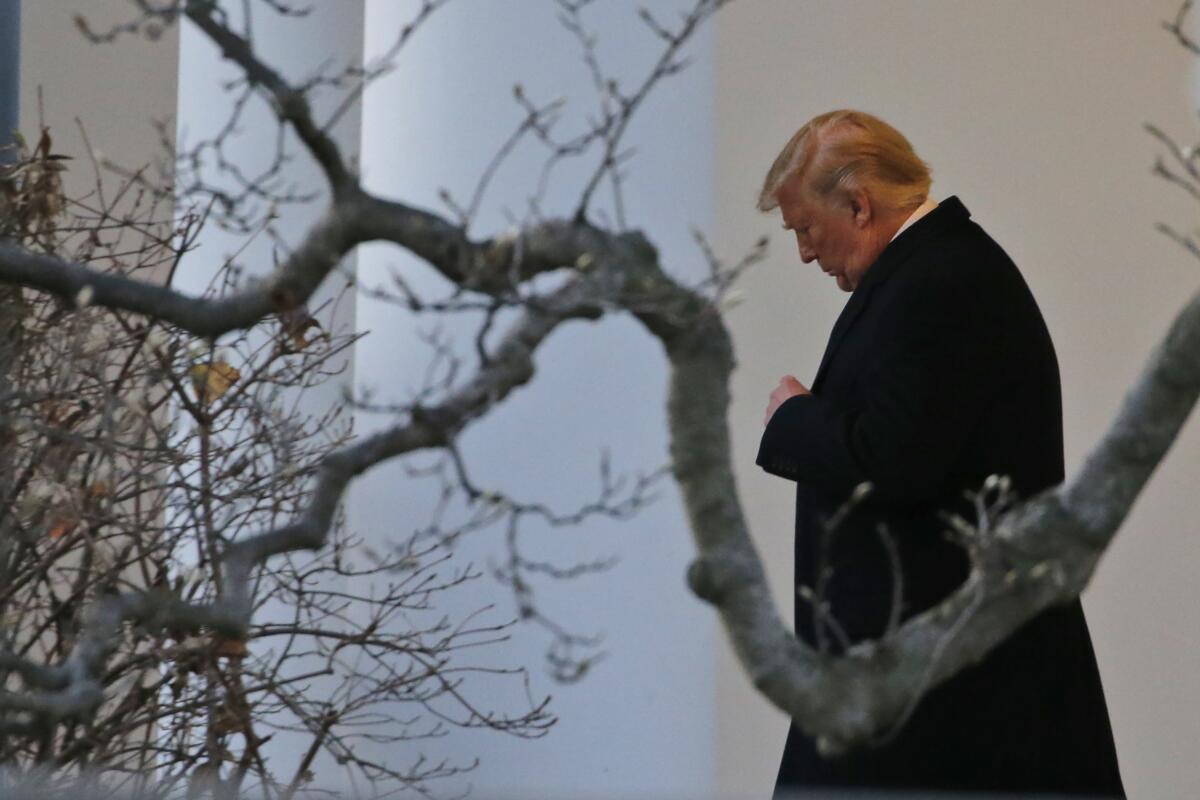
xmin=812 ymin=281 xmax=874 ymax=392
xmin=809 ymin=196 xmax=972 ymax=392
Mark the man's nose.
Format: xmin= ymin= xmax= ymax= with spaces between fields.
xmin=798 ymin=245 xmax=816 ymax=263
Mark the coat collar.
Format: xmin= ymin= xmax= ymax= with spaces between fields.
xmin=811 ymin=196 xmax=972 ymax=391
xmin=855 ymin=195 xmax=972 ymax=293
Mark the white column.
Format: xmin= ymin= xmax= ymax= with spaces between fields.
xmin=352 ymin=2 xmax=719 ymax=798
xmin=175 ymin=0 xmax=363 ymax=785
xmin=175 ymin=2 xmax=361 ymax=399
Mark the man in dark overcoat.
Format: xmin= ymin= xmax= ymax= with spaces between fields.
xmin=755 ymin=110 xmax=1125 ymax=796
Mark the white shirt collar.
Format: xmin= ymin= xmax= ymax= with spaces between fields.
xmin=889 ymin=196 xmax=939 ymax=242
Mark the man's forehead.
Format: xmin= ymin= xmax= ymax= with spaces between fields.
xmin=778 ymin=178 xmax=816 ymax=219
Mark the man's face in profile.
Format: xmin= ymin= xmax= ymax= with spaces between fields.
xmin=776 ymin=177 xmax=872 ymax=292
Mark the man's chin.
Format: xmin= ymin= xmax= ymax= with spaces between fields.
xmin=835 ymin=274 xmax=854 ymax=292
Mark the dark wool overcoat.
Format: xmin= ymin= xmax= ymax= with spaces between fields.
xmin=756 ymin=197 xmax=1125 ymax=796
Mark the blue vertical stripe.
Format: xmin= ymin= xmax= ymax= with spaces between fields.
xmin=0 ymin=0 xmax=19 ymax=163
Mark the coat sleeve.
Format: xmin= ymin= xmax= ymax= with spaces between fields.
xmin=756 ymin=266 xmax=998 ymax=504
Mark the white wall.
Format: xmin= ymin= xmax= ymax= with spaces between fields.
xmin=20 ymin=0 xmax=178 ymax=250
xmin=716 ymin=2 xmax=1200 ymax=798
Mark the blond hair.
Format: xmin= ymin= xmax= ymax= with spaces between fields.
xmin=757 ymin=110 xmax=932 ymax=214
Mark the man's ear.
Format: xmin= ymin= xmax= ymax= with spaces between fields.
xmin=848 ymin=187 xmax=873 ymax=228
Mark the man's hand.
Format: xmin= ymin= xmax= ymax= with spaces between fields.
xmin=764 ymin=375 xmax=811 ymax=425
